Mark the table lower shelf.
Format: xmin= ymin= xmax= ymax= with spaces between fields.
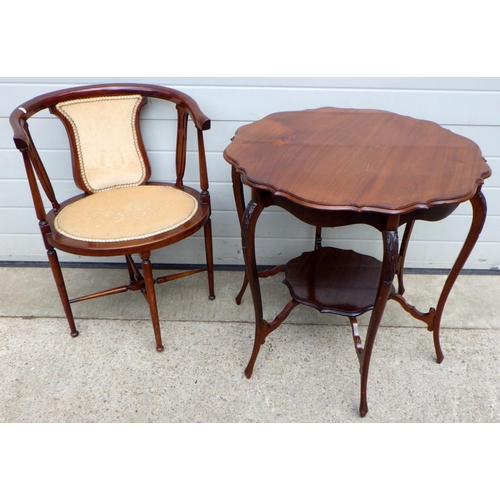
xmin=283 ymin=246 xmax=395 ymax=317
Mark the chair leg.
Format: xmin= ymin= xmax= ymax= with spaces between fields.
xmin=125 ymin=254 xmax=143 ymax=283
xmin=141 ymin=254 xmax=164 ymax=352
xmin=204 ymin=218 xmax=215 ymax=300
xmin=47 ymin=248 xmax=79 ymax=338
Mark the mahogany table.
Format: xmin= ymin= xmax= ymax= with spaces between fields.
xmin=223 ymin=107 xmax=491 ymax=416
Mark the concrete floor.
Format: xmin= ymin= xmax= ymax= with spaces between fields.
xmin=0 ymin=266 xmax=499 ymax=422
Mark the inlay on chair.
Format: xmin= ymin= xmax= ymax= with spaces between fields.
xmin=10 ymin=83 xmax=215 ymax=351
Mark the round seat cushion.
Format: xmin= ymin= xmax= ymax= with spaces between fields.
xmin=55 ymin=185 xmax=198 ymax=243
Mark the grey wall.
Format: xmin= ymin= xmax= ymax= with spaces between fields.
xmin=1 ymin=77 xmax=498 ymax=269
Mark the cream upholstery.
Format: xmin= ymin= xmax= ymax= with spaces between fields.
xmin=55 ymin=185 xmax=198 ymax=242
xmin=55 ymin=95 xmax=147 ymax=192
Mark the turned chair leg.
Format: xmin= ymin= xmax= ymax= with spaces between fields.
xmin=47 ymin=247 xmax=79 ymax=338
xmin=141 ymin=254 xmax=164 ymax=352
xmin=204 ymin=218 xmax=215 ymax=300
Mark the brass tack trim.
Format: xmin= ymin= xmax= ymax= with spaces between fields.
xmin=55 ymin=95 xmax=146 ymax=193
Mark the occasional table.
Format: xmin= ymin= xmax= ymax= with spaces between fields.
xmin=223 ymin=107 xmax=491 ymax=416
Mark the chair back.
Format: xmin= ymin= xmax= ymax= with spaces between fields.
xmin=10 ymin=83 xmax=211 ymax=221
xmin=52 ymin=94 xmax=150 ymax=193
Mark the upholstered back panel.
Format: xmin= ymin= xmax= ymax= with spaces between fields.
xmin=55 ymin=95 xmax=148 ymax=193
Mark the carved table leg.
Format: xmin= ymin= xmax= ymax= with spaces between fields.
xmin=432 ymin=189 xmax=487 ymax=363
xmin=241 ymin=195 xmax=266 ymax=378
xmin=396 ymin=220 xmax=415 ymax=295
xmin=315 ymin=226 xmax=322 ymax=250
xmin=359 ymin=216 xmax=399 ymax=417
xmin=235 ymin=274 xmax=249 ymax=305
xmin=232 ymin=168 xmax=249 ymax=304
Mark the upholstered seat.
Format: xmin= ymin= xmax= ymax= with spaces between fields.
xmin=55 ymin=185 xmax=198 ymax=243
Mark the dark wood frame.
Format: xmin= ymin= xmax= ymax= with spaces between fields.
xmin=225 ymin=107 xmax=491 ymax=417
xmin=10 ymin=83 xmax=215 ymax=351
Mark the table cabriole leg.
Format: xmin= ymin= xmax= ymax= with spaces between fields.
xmin=315 ymin=226 xmax=322 ymax=250
xmin=349 ymin=317 xmax=364 ymax=362
xmin=241 ymin=198 xmax=266 ymax=378
xmin=359 ymin=220 xmax=399 ymax=417
xmin=396 ymin=220 xmax=415 ymax=295
xmin=235 ymin=275 xmax=248 ymax=305
xmin=232 ymin=168 xmax=249 ymax=305
xmin=432 ymin=189 xmax=487 ymax=363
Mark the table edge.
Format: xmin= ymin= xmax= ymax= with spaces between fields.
xmin=225 ymin=154 xmax=492 ymax=214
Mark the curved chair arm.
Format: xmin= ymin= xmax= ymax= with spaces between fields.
xmin=11 ymin=83 xmax=212 ymax=211
xmin=9 ymin=83 xmax=211 ymax=149
xmin=8 ymin=82 xmax=216 ymax=353
xmin=138 ymin=83 xmax=211 ymax=131
xmin=10 ymin=107 xmax=30 ymax=151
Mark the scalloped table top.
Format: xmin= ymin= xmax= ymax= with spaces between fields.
xmin=224 ymin=107 xmax=492 ymax=214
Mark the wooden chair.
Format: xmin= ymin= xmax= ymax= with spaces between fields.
xmin=10 ymin=83 xmax=215 ymax=351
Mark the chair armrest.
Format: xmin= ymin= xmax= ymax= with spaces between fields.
xmin=145 ymin=84 xmax=211 ymax=131
xmin=9 ymin=107 xmax=30 ymax=150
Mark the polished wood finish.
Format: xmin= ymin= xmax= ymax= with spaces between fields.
xmin=224 ymin=107 xmax=491 ymax=417
xmin=225 ymin=108 xmax=490 ymax=213
xmin=11 ymin=83 xmax=215 ymax=351
xmin=283 ymin=247 xmax=396 ymax=316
